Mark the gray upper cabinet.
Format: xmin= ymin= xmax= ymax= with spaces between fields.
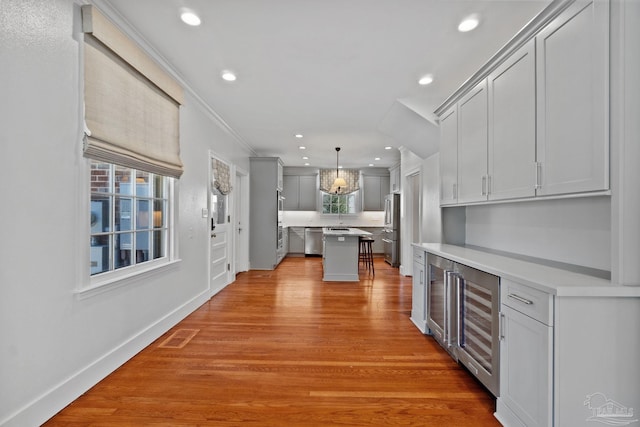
xmin=362 ymin=174 xmax=390 ymax=211
xmin=283 ymin=173 xmax=317 ymax=211
xmin=535 ymin=0 xmax=609 ymax=196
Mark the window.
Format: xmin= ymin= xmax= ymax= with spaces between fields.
xmin=322 ymin=192 xmax=357 ymax=214
xmin=90 ymin=160 xmax=171 ymax=276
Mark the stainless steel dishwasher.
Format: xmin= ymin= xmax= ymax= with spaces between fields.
xmin=304 ymin=227 xmax=323 ymax=256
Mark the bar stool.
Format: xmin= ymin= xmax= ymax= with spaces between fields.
xmin=359 ymin=236 xmax=375 ymax=275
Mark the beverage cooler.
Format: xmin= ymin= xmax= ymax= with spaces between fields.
xmin=426 ymin=253 xmax=501 ymax=397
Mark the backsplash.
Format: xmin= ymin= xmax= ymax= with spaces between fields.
xmin=283 ymin=210 xmax=385 ymax=227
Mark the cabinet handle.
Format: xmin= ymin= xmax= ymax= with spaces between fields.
xmin=508 ymin=293 xmax=534 ymax=305
xmin=487 ymin=175 xmax=491 ymax=195
xmin=535 ymin=162 xmax=542 ymax=190
xmin=452 ymin=183 xmax=457 ymax=199
xmin=499 ymin=312 xmax=505 ymax=341
xmin=481 ymin=175 xmax=486 ymax=196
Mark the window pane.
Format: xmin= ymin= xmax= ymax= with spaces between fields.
xmin=152 ymin=230 xmax=165 ymax=259
xmin=90 ymin=196 xmax=111 ymax=233
xmin=136 ymin=199 xmax=151 ymax=230
xmin=115 ymin=197 xmax=133 ymax=231
xmin=153 ymin=174 xmax=164 ymax=198
xmin=211 ymin=187 xmax=227 ymax=225
xmin=135 ymin=231 xmax=150 ymax=263
xmin=90 ymin=235 xmax=110 ymax=275
xmin=115 ymin=233 xmax=133 ymax=269
xmin=135 ymin=170 xmax=150 ymax=196
xmin=153 ymin=199 xmax=164 ymax=228
xmin=90 ymin=161 xmax=112 ymax=193
xmin=115 ymin=166 xmax=133 ymax=194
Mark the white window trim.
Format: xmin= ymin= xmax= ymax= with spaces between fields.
xmin=77 ymin=163 xmax=180 ymax=297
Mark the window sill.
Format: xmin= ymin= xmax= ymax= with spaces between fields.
xmin=75 ymin=258 xmax=182 ymax=299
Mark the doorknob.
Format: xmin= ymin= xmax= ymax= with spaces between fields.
xmin=211 ymin=233 xmax=217 ymax=238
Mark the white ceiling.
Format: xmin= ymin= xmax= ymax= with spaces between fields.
xmin=102 ymin=0 xmax=550 ymax=169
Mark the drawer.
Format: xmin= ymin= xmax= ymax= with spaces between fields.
xmin=501 ymin=279 xmax=553 ymax=326
xmin=413 ymin=248 xmax=425 ymax=265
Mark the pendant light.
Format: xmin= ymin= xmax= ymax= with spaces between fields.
xmin=331 ymin=147 xmax=347 ymax=194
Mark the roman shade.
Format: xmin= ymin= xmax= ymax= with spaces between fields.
xmin=81 ymin=5 xmax=184 ymax=178
xmin=319 ymin=169 xmax=360 ymax=194
xmin=212 ymin=159 xmax=232 ymax=195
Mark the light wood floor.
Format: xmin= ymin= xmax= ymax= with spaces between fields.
xmin=45 ymin=257 xmax=500 ymax=426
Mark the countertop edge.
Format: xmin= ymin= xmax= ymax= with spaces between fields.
xmin=412 ymin=243 xmax=640 ymax=297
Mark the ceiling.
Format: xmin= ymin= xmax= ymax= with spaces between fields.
xmin=101 ymin=0 xmax=550 ymax=169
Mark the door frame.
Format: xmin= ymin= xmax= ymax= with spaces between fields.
xmin=208 ymin=150 xmax=234 ymax=297
xmin=234 ymin=167 xmax=250 ymax=275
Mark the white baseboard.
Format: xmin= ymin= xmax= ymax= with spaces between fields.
xmin=1 ymin=290 xmax=210 ymax=427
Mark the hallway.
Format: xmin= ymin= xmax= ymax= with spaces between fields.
xmin=45 ymin=257 xmax=498 ymax=426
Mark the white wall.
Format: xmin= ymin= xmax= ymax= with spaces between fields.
xmin=421 ymin=153 xmax=442 ymax=244
xmin=465 ymin=197 xmax=611 ymax=272
xmin=0 ymin=1 xmax=253 ymax=425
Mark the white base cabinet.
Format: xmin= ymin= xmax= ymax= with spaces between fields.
xmin=497 ymin=280 xmax=553 ymax=427
xmin=496 ymin=279 xmax=640 ymax=427
xmin=410 ymin=248 xmax=428 ymax=333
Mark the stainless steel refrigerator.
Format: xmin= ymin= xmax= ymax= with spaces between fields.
xmin=382 ymin=193 xmax=400 ymax=267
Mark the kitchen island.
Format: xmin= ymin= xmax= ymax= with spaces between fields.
xmin=322 ymin=227 xmax=372 ymax=281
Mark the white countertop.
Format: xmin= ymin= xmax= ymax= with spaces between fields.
xmin=413 ymin=243 xmax=640 ymax=297
xmin=323 ymin=227 xmax=372 ymax=237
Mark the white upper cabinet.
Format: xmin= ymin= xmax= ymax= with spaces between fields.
xmin=457 ymin=80 xmax=489 ymax=204
xmin=437 ymin=0 xmax=610 ymax=206
xmin=488 ymin=39 xmax=537 ymax=201
xmin=439 ymin=107 xmax=458 ymax=205
xmin=535 ymin=0 xmax=609 ymax=196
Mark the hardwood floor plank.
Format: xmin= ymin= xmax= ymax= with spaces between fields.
xmin=44 ymin=257 xmax=499 ymax=426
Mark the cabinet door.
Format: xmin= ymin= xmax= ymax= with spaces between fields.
xmin=298 ymin=175 xmax=317 ymax=210
xmin=411 ymin=259 xmax=427 ymax=332
xmin=536 ymin=0 xmax=609 ymax=196
xmin=282 ymin=175 xmax=299 ymax=210
xmin=363 ymin=175 xmax=382 ymax=211
xmin=457 ymin=80 xmax=488 ymax=204
xmin=500 ymin=305 xmax=553 ymax=427
xmin=439 ymin=107 xmax=458 ymax=205
xmin=288 ymin=227 xmax=305 ymax=253
xmin=488 ymin=39 xmax=536 ymax=201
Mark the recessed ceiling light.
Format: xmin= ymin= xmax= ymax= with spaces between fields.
xmin=299 ymin=146 xmax=306 ymax=150
xmin=302 ymin=156 xmax=309 ymax=160
xmin=458 ymin=14 xmax=480 ymax=32
xmin=338 ymin=166 xmax=343 ymax=169
xmin=295 ymin=134 xmax=303 ymax=138
xmin=180 ymin=10 xmax=201 ymax=26
xmin=418 ymin=75 xmax=434 ymax=85
xmin=304 ymin=163 xmax=310 ymax=166
xmin=369 ymin=163 xmax=374 ymax=167
xmin=221 ymin=71 xmax=236 ymax=81
xmin=384 ymin=146 xmax=393 ymax=150
xmin=374 ymin=157 xmax=381 ymax=161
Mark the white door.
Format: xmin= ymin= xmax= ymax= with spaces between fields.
xmin=209 ymin=155 xmax=232 ymax=296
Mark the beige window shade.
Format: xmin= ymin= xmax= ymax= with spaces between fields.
xmin=212 ymin=159 xmax=232 ymax=195
xmin=82 ymin=5 xmax=184 ymax=178
xmin=319 ymin=169 xmax=360 ymax=194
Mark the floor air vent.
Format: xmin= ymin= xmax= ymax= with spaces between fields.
xmin=158 ymin=328 xmax=200 ymax=349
